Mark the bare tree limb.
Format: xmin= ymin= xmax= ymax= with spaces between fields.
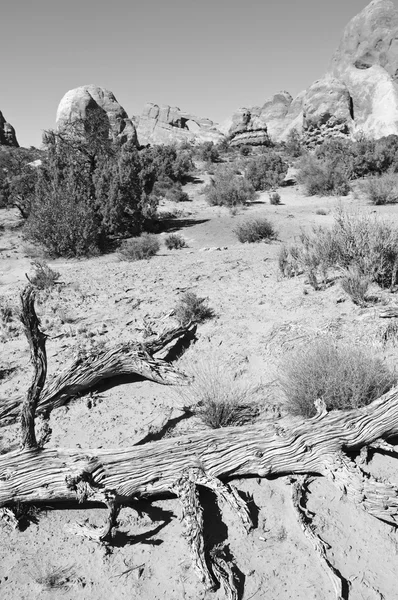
xmin=19 ymin=286 xmax=47 ymax=449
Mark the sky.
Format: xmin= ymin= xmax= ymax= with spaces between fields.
xmin=1 ymin=0 xmax=386 ymax=148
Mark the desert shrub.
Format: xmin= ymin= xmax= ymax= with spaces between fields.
xmin=358 ymin=172 xmax=398 ymax=205
xmin=234 ymin=218 xmax=277 ymax=243
xmin=205 ymin=169 xmax=256 ymax=207
xmin=140 ymin=144 xmax=193 ymax=188
xmin=279 ymin=212 xmax=398 ymax=288
xmin=29 ymin=261 xmax=60 ymax=290
xmin=284 ymin=130 xmax=304 ymax=158
xmin=316 ymin=208 xmax=328 ymax=215
xmin=174 ymin=292 xmax=214 ymax=325
xmin=340 ymin=267 xmax=370 ymax=306
xmin=297 ymin=153 xmax=351 ymax=196
xmin=25 ymin=118 xmax=158 ymax=256
xmin=281 ymin=338 xmax=395 ymax=417
xmin=165 ymin=183 xmax=190 ymax=203
xmin=239 ymin=145 xmax=252 ymax=157
xmin=25 ymin=184 xmax=102 ymax=257
xmin=215 ymin=138 xmax=231 ymax=156
xmin=244 ymin=151 xmax=288 ymax=191
xmin=151 ymin=177 xmax=189 ymax=202
xmin=164 ymin=233 xmax=187 ymax=250
xmin=176 ymin=361 xmax=260 ymax=429
xmin=278 ymin=244 xmax=302 ymax=278
xmin=119 ymin=234 xmax=160 ymax=261
xmin=280 ymin=211 xmax=398 ymax=289
xmin=32 ymin=564 xmax=77 ymax=591
xmin=314 ymin=135 xmax=398 ymax=179
xmin=0 ymin=147 xmax=42 ymax=215
xmin=269 ymin=192 xmax=281 ymax=205
xmin=196 ymin=141 xmax=220 ymax=163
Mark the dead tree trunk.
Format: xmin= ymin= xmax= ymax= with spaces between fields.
xmin=2 ymin=389 xmax=398 ymax=597
xmin=2 ymin=386 xmax=398 ymax=516
xmin=19 ymin=286 xmax=47 ymax=449
xmin=0 ymin=323 xmax=196 ymax=424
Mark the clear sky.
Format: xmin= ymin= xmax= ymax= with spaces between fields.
xmin=1 ymin=0 xmax=385 ymax=147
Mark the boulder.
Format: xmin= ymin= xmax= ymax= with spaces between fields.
xmin=136 ymin=103 xmax=224 ymax=146
xmin=0 ymin=111 xmax=18 ymax=147
xmin=302 ymin=77 xmax=353 ymax=146
xmin=329 ymin=0 xmax=398 ymax=138
xmin=56 ymin=85 xmax=137 ymax=144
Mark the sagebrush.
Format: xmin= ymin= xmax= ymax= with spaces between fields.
xmin=119 ymin=234 xmax=160 ymax=261
xmin=281 ymin=338 xmax=396 ymax=417
xmin=234 ymin=218 xmax=277 ymax=243
xmin=279 ymin=210 xmax=398 ymax=289
xmin=174 ymin=292 xmax=214 ymax=325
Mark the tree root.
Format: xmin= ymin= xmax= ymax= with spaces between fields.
xmin=291 ymin=476 xmax=348 ymax=600
xmin=173 ymin=467 xmax=215 ymax=591
xmin=324 ymin=452 xmax=398 ymax=525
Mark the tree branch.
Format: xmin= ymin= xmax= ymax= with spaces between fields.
xmin=19 ymin=286 xmax=47 ymax=449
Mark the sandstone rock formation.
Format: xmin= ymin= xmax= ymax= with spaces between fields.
xmin=0 ymin=112 xmax=18 ymax=147
xmin=228 ymin=92 xmax=303 ymax=146
xmin=56 ymin=85 xmax=137 ymax=145
xmin=328 ymin=0 xmax=398 ymax=138
xmin=302 ymin=77 xmax=353 ymax=146
xmin=136 ymin=103 xmax=224 ymax=146
xmin=228 ymin=0 xmax=398 ymax=145
xmin=228 ymin=107 xmax=270 ymax=147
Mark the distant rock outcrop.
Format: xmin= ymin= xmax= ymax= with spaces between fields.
xmin=228 ymin=92 xmax=303 ymax=146
xmin=136 ymin=103 xmax=224 ymax=146
xmin=56 ymin=85 xmax=137 ymax=144
xmin=0 ymin=111 xmax=18 ymax=147
xmin=228 ymin=107 xmax=270 ymax=147
xmin=228 ymin=0 xmax=398 ymax=145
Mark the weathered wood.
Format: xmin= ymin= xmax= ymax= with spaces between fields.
xmin=19 ymin=286 xmax=47 ymax=449
xmin=2 ymin=386 xmax=398 ymax=524
xmin=0 ymin=323 xmax=196 ymax=424
xmin=291 ymin=476 xmax=346 ymax=600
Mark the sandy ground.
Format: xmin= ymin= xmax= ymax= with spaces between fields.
xmin=1 ymin=176 xmax=398 ymax=600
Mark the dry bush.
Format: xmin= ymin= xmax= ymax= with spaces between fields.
xmin=340 ymin=267 xmax=370 ymax=306
xmin=32 ymin=563 xmax=78 ymax=591
xmin=280 ymin=337 xmax=396 ymax=417
xmin=244 ymin=151 xmax=288 ymax=191
xmin=269 ymin=192 xmax=281 ymax=205
xmin=234 ymin=218 xmax=277 ymax=243
xmin=119 ymin=234 xmax=160 ymax=261
xmin=174 ymin=292 xmax=214 ymax=326
xmin=164 ymin=233 xmax=187 ymax=250
xmin=280 ymin=210 xmax=398 ymax=289
xmin=29 ymin=260 xmax=60 ymax=290
xmin=358 ymin=172 xmax=398 ymax=205
xmin=297 ymin=154 xmax=351 ymax=196
xmin=205 ymin=168 xmax=256 ymax=207
xmin=175 ymin=359 xmax=260 ymax=429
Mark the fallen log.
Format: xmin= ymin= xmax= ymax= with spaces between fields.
xmin=0 ymin=323 xmax=196 ymax=424
xmin=2 ymin=386 xmax=398 ymax=519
